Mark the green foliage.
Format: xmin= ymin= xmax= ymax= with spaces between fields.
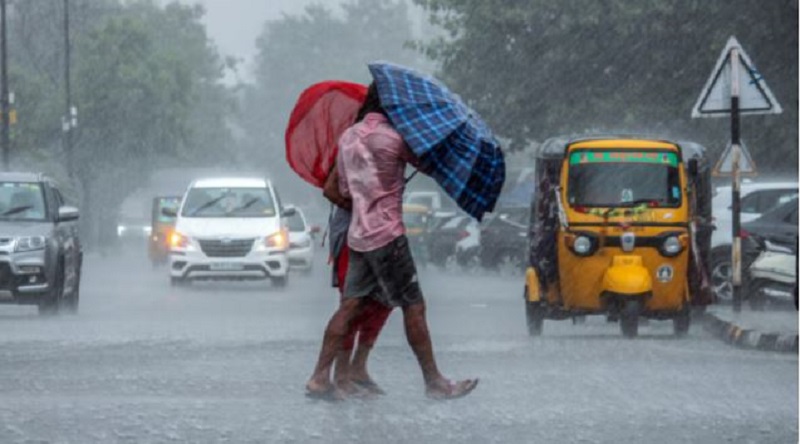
xmin=415 ymin=0 xmax=798 ymax=171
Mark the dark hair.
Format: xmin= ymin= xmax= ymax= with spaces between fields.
xmin=355 ymin=82 xmax=387 ymax=122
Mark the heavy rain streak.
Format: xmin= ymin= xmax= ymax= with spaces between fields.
xmin=0 ymin=1 xmax=796 ymax=443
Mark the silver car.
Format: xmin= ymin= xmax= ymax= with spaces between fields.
xmin=0 ymin=173 xmax=82 ymax=315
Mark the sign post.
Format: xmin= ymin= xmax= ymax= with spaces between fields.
xmin=692 ymin=36 xmax=781 ymax=312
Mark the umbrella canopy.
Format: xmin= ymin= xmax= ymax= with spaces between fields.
xmin=368 ymin=62 xmax=505 ymax=220
xmin=285 ymin=81 xmax=367 ymax=188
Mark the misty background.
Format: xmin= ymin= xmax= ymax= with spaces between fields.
xmin=1 ymin=0 xmax=796 ymax=250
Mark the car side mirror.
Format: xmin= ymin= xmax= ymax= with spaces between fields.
xmin=310 ymin=224 xmax=321 ymax=234
xmin=58 ymin=206 xmax=80 ymax=222
xmin=161 ymin=207 xmax=178 ymax=218
xmin=282 ymin=206 xmax=297 ymax=217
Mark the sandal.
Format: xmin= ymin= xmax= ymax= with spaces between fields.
xmin=425 ymin=378 xmax=479 ymax=400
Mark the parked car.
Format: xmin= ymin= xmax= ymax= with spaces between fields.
xmin=286 ymin=206 xmax=315 ymax=274
xmin=479 ymin=206 xmax=529 ymax=275
xmin=0 ymin=172 xmax=82 ymax=315
xmin=166 ymin=178 xmax=292 ymax=288
xmin=743 ymin=198 xmax=798 ymax=309
xmin=427 ymin=215 xmax=480 ymax=269
xmin=711 ymin=181 xmax=798 ymax=302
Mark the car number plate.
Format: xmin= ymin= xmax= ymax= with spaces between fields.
xmin=209 ymin=262 xmax=244 ymax=271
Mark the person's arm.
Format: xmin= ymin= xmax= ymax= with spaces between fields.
xmin=322 ymin=160 xmax=351 ymax=210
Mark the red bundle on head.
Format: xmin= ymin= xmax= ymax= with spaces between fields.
xmin=285 ymin=81 xmax=368 ymax=188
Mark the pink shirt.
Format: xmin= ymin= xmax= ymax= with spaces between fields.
xmin=337 ymin=113 xmax=416 ymax=252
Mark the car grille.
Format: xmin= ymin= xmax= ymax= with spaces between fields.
xmin=198 ymin=239 xmax=255 ymax=258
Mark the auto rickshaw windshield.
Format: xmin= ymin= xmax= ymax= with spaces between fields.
xmin=567 ymin=150 xmax=682 ymax=208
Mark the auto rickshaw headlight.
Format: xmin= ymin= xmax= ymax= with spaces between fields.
xmin=660 ymin=235 xmax=683 ymax=257
xmin=573 ymin=236 xmax=594 ymax=256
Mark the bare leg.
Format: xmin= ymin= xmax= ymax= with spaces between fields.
xmin=402 ymin=301 xmax=479 ymax=399
xmin=306 ymin=298 xmax=363 ymax=396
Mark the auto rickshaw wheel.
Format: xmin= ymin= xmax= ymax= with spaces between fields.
xmin=524 ymin=293 xmax=544 ymax=337
xmin=620 ymin=299 xmax=641 ymax=338
xmin=672 ymin=306 xmax=691 ymax=337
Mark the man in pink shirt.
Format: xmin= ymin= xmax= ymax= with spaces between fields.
xmin=306 ymin=84 xmax=478 ymax=401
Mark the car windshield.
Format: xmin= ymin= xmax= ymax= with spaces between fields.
xmin=181 ymin=187 xmax=275 ymax=218
xmin=0 ymin=182 xmax=47 ymax=221
xmin=286 ymin=211 xmax=306 ymax=232
xmin=567 ymin=150 xmax=682 ymax=208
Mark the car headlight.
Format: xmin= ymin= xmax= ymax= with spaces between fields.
xmin=16 ymin=236 xmax=47 ymax=252
xmin=573 ymin=236 xmax=593 ymax=255
xmin=660 ymin=235 xmax=683 ymax=257
xmin=266 ymin=229 xmax=289 ymax=250
xmin=170 ymin=231 xmax=190 ymax=249
xmin=117 ymin=225 xmax=127 ymax=236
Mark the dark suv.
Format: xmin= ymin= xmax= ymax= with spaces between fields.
xmin=0 ymin=173 xmax=82 ymax=315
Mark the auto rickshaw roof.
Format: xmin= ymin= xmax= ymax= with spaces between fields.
xmin=535 ymin=135 xmax=707 ymax=162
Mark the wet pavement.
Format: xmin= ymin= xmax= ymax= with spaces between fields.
xmin=0 ymin=249 xmax=796 ymax=444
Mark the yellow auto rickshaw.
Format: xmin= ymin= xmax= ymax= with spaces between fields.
xmin=524 ymin=136 xmax=713 ymax=337
xmin=403 ymin=203 xmax=433 ymax=265
xmin=148 ymin=196 xmax=180 ymax=267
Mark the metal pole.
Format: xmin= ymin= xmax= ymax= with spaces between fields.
xmin=730 ymin=48 xmax=743 ymax=313
xmin=64 ymin=0 xmax=73 ymax=178
xmin=0 ymin=0 xmax=9 ymax=171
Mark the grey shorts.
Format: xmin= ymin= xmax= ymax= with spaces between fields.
xmin=343 ymin=235 xmax=424 ymax=308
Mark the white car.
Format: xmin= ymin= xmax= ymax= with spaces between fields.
xmin=286 ymin=207 xmax=315 ymax=273
xmin=167 ymin=178 xmax=291 ymax=288
xmin=710 ymin=180 xmax=798 ymax=301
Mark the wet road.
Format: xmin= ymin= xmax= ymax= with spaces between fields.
xmin=0 ymin=248 xmax=796 ymax=444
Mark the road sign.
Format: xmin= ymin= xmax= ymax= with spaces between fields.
xmin=713 ymin=141 xmax=757 ymax=176
xmin=692 ymin=36 xmax=782 ymax=118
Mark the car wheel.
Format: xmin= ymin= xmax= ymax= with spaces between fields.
xmin=525 ymin=296 xmax=544 ymax=336
xmin=170 ymin=276 xmax=188 ymax=287
xmin=272 ymin=275 xmax=288 ymax=288
xmin=711 ymin=248 xmax=733 ymax=303
xmin=39 ymin=264 xmax=64 ymax=316
xmin=63 ymin=269 xmax=80 ymax=315
xmin=673 ymin=305 xmax=691 ymax=337
xmin=620 ymin=299 xmax=641 ymax=338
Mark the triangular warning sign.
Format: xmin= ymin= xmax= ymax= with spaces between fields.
xmin=692 ymin=36 xmax=782 ymax=118
xmin=713 ymin=141 xmax=758 ymax=177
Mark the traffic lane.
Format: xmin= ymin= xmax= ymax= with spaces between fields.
xmin=0 ymin=254 xmax=796 ymax=443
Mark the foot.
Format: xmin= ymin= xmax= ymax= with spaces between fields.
xmin=351 ymin=378 xmax=387 ymax=396
xmin=305 ymin=380 xmax=346 ymax=402
xmin=425 ymin=378 xmax=479 ymax=400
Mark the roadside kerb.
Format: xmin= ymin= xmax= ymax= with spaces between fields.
xmin=703 ymin=310 xmax=798 ymax=353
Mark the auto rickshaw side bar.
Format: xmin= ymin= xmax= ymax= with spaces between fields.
xmin=524 ymin=136 xmax=713 ymax=338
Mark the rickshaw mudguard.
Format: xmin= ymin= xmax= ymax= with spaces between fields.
xmin=525 ymin=267 xmax=541 ymax=302
xmin=602 ymin=255 xmax=652 ymax=296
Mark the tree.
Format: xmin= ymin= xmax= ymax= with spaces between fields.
xmin=6 ymin=1 xmax=237 ymax=247
xmin=414 ymin=0 xmax=798 ymax=171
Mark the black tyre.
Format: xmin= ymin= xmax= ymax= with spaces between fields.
xmin=673 ymin=306 xmax=691 ymax=337
xmin=272 ymin=275 xmax=288 ymax=288
xmin=38 ymin=264 xmax=64 ymax=317
xmin=711 ymin=247 xmax=732 ymax=303
xmin=620 ymin=299 xmax=641 ymax=338
xmin=525 ymin=291 xmax=544 ymax=336
xmin=63 ymin=271 xmax=80 ymax=315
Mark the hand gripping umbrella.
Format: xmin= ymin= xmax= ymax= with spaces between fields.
xmin=285 ymin=81 xmax=367 ymax=188
xmin=368 ymin=62 xmax=505 ymax=221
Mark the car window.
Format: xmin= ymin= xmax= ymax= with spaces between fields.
xmin=286 ymin=211 xmax=306 ymax=232
xmin=785 ymin=207 xmax=798 ymax=225
xmin=0 ymin=182 xmax=48 ymax=221
xmin=757 ymin=189 xmax=798 ymax=213
xmin=740 ymin=192 xmax=760 ymax=214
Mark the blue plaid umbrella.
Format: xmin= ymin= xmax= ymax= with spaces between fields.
xmin=368 ymin=62 xmax=505 ymax=221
